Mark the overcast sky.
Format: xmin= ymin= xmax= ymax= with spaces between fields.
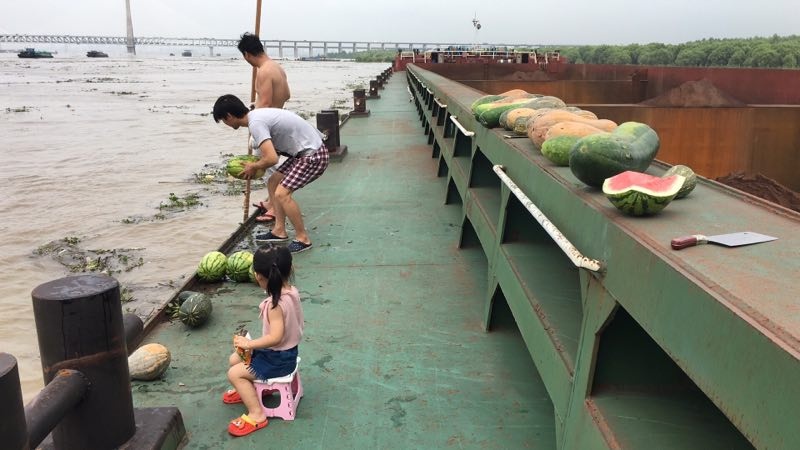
xmin=0 ymin=0 xmax=796 ymax=46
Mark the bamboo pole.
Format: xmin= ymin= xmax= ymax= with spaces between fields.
xmin=243 ymin=0 xmax=263 ymax=222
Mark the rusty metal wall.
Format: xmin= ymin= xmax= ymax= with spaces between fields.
xmin=418 ymin=62 xmax=800 ymax=104
xmin=578 ymin=105 xmax=800 ymax=190
xmin=563 ymin=64 xmax=800 ymax=105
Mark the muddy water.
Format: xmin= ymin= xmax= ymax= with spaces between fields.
xmin=0 ymin=54 xmax=386 ymax=402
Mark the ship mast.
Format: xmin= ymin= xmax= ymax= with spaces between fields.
xmin=125 ymin=0 xmax=136 ymax=55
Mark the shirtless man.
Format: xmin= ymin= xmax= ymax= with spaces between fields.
xmin=238 ymin=32 xmax=291 ymax=222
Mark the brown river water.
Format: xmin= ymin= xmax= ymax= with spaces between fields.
xmin=0 ymin=54 xmax=387 ymax=402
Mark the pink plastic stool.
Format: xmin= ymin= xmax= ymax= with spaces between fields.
xmin=253 ymin=357 xmax=303 ymax=421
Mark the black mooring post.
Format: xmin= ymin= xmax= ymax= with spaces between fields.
xmin=0 ymin=353 xmax=29 ymax=450
xmin=31 ymin=274 xmax=135 ymax=450
xmin=368 ymin=79 xmax=380 ymax=98
xmin=317 ymin=109 xmax=347 ymax=160
xmin=349 ymin=88 xmax=369 ymax=117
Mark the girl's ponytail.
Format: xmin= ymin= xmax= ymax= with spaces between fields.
xmin=252 ymin=244 xmax=293 ymax=309
xmin=267 ymin=262 xmax=283 ymax=309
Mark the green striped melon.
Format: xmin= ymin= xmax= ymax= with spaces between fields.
xmin=663 ymin=164 xmax=697 ymax=199
xmin=197 ymin=251 xmax=227 ymax=282
xmin=226 ymin=155 xmax=266 ymax=180
xmin=178 ymin=293 xmax=212 ymax=328
xmin=541 ymin=135 xmax=580 ymax=166
xmin=226 ymin=251 xmax=254 ymax=282
xmin=603 ymin=171 xmax=685 ymax=216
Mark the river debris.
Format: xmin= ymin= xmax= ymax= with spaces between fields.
xmin=34 ymin=236 xmax=145 ymax=276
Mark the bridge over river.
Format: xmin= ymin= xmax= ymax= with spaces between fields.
xmin=0 ymin=34 xmax=540 ymax=58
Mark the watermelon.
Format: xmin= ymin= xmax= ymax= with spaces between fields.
xmin=663 ymin=164 xmax=697 ymax=199
xmin=178 ymin=293 xmax=213 ymax=328
xmin=226 ymin=155 xmax=266 ymax=180
xmin=569 ymin=122 xmax=660 ymax=188
xmin=197 ymin=251 xmax=227 ymax=282
xmin=177 ymin=290 xmax=199 ymax=305
xmin=226 ymin=250 xmax=254 ymax=282
xmin=541 ymin=135 xmax=580 ymax=166
xmin=476 ymin=98 xmax=534 ymax=128
xmin=602 ymin=171 xmax=685 ymax=216
xmin=470 ymin=95 xmax=505 ymax=115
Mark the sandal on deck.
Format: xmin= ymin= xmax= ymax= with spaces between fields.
xmin=222 ymin=389 xmax=242 ymax=404
xmin=256 ymin=210 xmax=275 ymax=223
xmin=287 ymin=240 xmax=313 ymax=254
xmin=228 ymin=414 xmax=268 ymax=437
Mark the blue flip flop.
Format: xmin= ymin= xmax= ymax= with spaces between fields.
xmin=255 ymin=231 xmax=289 ymax=244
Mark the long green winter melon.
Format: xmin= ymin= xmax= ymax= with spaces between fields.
xmin=541 ymin=135 xmax=580 ymax=166
xmin=569 ymin=122 xmax=660 ymax=188
xmin=470 ymin=95 xmax=506 ymax=115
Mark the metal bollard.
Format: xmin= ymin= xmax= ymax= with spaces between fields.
xmin=32 ymin=274 xmax=135 ymax=450
xmin=0 ymin=353 xmax=29 ymax=450
xmin=368 ymin=79 xmax=380 ymax=98
xmin=349 ymin=88 xmax=369 ymax=117
xmin=317 ymin=109 xmax=348 ymax=160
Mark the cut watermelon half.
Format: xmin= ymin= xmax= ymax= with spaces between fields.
xmin=602 ymin=171 xmax=685 ymax=216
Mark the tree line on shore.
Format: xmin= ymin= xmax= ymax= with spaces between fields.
xmin=325 ymin=35 xmax=800 ymax=68
xmin=538 ymin=35 xmax=800 ymax=69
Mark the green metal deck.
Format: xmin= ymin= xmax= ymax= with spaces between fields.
xmin=132 ymin=74 xmax=558 ymax=448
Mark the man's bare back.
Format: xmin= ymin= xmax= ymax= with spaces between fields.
xmin=255 ymin=58 xmax=290 ymax=109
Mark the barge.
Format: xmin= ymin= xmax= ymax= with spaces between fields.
xmin=17 ymin=48 xmax=53 ymax=59
xmin=3 ymin=55 xmax=799 ymax=449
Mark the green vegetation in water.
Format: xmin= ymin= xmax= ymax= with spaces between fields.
xmin=159 ymin=192 xmax=202 ymax=210
xmin=35 ymin=237 xmax=145 ymax=275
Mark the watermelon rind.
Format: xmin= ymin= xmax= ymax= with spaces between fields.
xmin=197 ymin=251 xmax=227 ymax=282
xmin=226 ymin=251 xmax=254 ymax=282
xmin=663 ymin=164 xmax=697 ymax=199
xmin=602 ymin=171 xmax=685 ymax=216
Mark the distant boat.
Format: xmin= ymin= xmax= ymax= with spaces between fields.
xmin=86 ymin=50 xmax=109 ymax=58
xmin=181 ymin=50 xmax=192 ymax=57
xmin=18 ymin=48 xmax=53 ymax=59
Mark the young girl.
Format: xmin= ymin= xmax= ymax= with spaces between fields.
xmin=223 ymin=244 xmax=305 ymax=437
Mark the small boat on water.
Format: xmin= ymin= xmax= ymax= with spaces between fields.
xmin=17 ymin=48 xmax=53 ymax=59
xmin=86 ymin=50 xmax=108 ymax=58
xmin=181 ymin=50 xmax=192 ymax=57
